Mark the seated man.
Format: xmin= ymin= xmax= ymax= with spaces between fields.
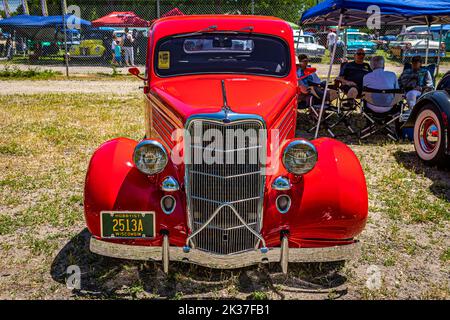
xmin=334 ymin=48 xmax=372 ymax=104
xmin=296 ymin=54 xmax=337 ymax=105
xmin=363 ymin=56 xmax=400 ymax=113
xmin=399 ymin=55 xmax=434 ymax=107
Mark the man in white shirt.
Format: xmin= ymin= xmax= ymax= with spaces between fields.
xmin=327 ymin=29 xmax=337 ymax=52
xmin=363 ymin=56 xmax=399 ymax=113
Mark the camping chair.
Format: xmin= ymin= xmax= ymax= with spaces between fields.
xmin=304 ymin=82 xmax=341 ymax=138
xmin=403 ymin=63 xmax=436 ymax=86
xmin=359 ymin=87 xmax=406 ymax=141
xmin=322 ymin=62 xmax=365 ymax=135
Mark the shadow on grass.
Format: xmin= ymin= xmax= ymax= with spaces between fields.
xmin=51 ymin=229 xmax=348 ymax=299
xmin=394 ymin=150 xmax=450 ymax=202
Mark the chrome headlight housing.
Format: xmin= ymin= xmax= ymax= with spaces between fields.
xmin=282 ymin=140 xmax=318 ymax=175
xmin=133 ymin=140 xmax=168 ymax=175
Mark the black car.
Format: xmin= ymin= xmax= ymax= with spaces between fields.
xmin=403 ymin=71 xmax=450 ymax=167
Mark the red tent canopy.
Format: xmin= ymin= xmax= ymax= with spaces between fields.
xmin=162 ymin=8 xmax=184 ymax=18
xmin=151 ymin=7 xmax=185 ymax=23
xmin=92 ymin=12 xmax=150 ymax=28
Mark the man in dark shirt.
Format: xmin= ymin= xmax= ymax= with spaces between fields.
xmin=335 ymin=48 xmax=372 ymax=101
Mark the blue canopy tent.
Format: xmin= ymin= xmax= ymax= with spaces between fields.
xmin=301 ymin=0 xmax=450 ymax=26
xmin=0 ymin=15 xmax=91 ymax=41
xmin=300 ymin=0 xmax=450 ymax=138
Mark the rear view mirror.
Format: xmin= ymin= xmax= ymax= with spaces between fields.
xmin=128 ymin=67 xmax=146 ymax=81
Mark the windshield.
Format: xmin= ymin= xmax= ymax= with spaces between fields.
xmin=155 ymin=33 xmax=290 ymax=77
xmin=295 ymin=36 xmax=315 ymax=44
xmin=348 ymin=34 xmax=370 ymax=41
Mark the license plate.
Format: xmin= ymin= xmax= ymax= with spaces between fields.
xmin=101 ymin=211 xmax=155 ymax=239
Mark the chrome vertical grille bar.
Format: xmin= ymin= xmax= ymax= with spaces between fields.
xmin=186 ymin=116 xmax=266 ymax=255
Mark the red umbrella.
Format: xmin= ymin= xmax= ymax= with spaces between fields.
xmin=92 ymin=12 xmax=150 ymax=28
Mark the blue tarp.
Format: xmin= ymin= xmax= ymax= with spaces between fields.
xmin=301 ymin=0 xmax=450 ymax=26
xmin=0 ymin=15 xmax=91 ymax=28
xmin=0 ymin=15 xmax=91 ymax=41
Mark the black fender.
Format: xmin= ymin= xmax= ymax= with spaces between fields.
xmin=402 ymin=90 xmax=450 ymax=128
xmin=402 ymin=90 xmax=450 ymax=155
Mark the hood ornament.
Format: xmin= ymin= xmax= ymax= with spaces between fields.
xmin=221 ymin=80 xmax=232 ymax=123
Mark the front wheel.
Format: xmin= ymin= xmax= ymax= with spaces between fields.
xmin=413 ymin=105 xmax=449 ymax=167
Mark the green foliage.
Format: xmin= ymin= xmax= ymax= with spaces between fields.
xmin=7 ymin=1 xmax=317 ymax=23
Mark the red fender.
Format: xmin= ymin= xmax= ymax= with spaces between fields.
xmin=84 ymin=138 xmax=188 ymax=247
xmin=262 ymin=137 xmax=368 ymax=248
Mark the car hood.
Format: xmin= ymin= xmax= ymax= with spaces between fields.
xmin=151 ymin=75 xmax=297 ymax=125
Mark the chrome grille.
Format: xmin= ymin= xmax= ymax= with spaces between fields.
xmin=186 ymin=118 xmax=265 ymax=255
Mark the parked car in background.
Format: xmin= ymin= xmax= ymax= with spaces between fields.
xmin=389 ymin=33 xmax=446 ymax=62
xmin=84 ymin=15 xmax=368 ymax=274
xmin=374 ymin=35 xmax=397 ymax=50
xmin=70 ymin=28 xmax=113 ymax=60
xmin=293 ymin=30 xmax=325 ymax=61
xmin=314 ymin=31 xmax=328 ymax=47
xmin=346 ymin=31 xmax=377 ymax=58
xmin=402 ymin=71 xmax=450 ymax=167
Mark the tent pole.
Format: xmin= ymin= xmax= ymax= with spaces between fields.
xmin=61 ymin=0 xmax=69 ymax=77
xmin=314 ymin=12 xmax=343 ymax=139
xmin=436 ymin=25 xmax=443 ymax=78
xmin=425 ymin=17 xmax=430 ymax=65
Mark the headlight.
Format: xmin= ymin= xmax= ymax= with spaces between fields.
xmin=282 ymin=140 xmax=318 ymax=175
xmin=133 ymin=140 xmax=168 ymax=175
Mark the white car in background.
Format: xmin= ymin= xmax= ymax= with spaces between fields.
xmin=293 ymin=30 xmax=325 ymax=62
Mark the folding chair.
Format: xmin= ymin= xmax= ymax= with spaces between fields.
xmin=403 ymin=63 xmax=436 ymax=86
xmin=359 ymin=87 xmax=406 ymax=141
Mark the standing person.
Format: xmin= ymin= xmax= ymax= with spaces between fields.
xmin=114 ymin=39 xmax=122 ymax=67
xmin=5 ymin=34 xmax=13 ymax=60
xmin=399 ymin=56 xmax=434 ymax=107
xmin=111 ymin=36 xmax=118 ymax=65
xmin=122 ymin=27 xmax=135 ymax=67
xmin=327 ymin=28 xmax=337 ymax=53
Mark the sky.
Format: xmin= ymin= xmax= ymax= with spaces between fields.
xmin=3 ymin=0 xmax=21 ymax=12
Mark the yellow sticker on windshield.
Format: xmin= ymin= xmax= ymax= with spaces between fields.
xmin=158 ymin=51 xmax=170 ymax=69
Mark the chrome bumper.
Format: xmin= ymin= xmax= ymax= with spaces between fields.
xmin=90 ymin=237 xmax=360 ymax=270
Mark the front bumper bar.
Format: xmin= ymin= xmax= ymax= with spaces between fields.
xmin=90 ymin=237 xmax=360 ymax=270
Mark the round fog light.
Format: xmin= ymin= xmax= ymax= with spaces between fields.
xmin=161 ymin=195 xmax=176 ymax=215
xmin=276 ymin=195 xmax=291 ymax=214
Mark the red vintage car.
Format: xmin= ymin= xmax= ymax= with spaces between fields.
xmin=84 ymin=15 xmax=368 ymax=273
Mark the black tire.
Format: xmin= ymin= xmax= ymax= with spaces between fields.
xmin=413 ymin=104 xmax=449 ymax=167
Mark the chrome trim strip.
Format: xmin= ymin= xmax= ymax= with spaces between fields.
xmin=90 ymin=237 xmax=360 ymax=269
xmin=191 ymin=196 xmax=261 ymax=205
xmin=190 ymin=170 xmax=262 ymax=179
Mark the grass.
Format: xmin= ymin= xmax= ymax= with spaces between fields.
xmin=0 ymin=65 xmax=62 ymax=79
xmin=0 ymin=92 xmax=449 ymax=300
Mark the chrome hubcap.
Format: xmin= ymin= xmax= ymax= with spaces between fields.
xmin=419 ymin=117 xmax=439 ymax=154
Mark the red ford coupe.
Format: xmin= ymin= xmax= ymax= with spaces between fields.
xmin=84 ymin=15 xmax=368 ymax=273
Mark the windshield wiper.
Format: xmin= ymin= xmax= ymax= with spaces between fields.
xmin=173 ymin=25 xmax=218 ymax=38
